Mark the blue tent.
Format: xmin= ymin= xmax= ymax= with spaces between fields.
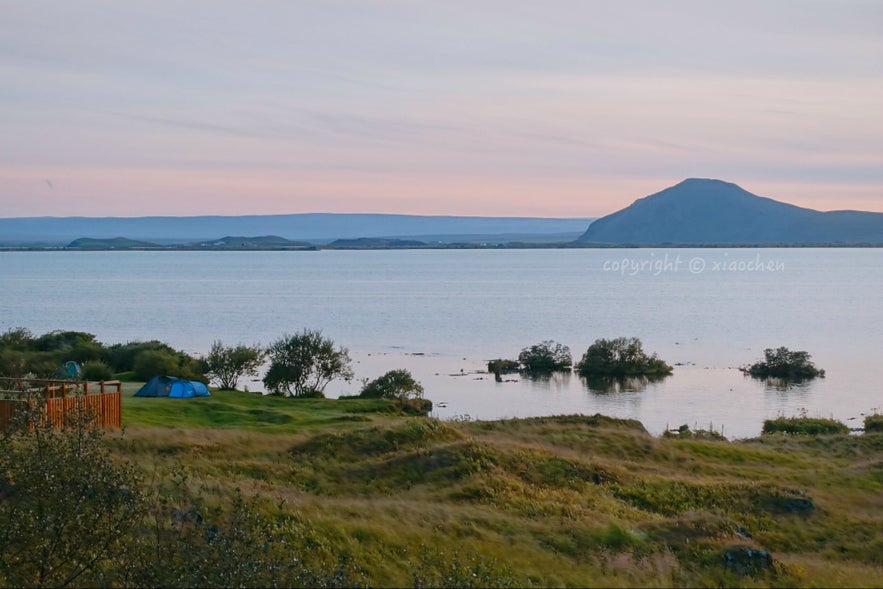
xmin=135 ymin=375 xmax=210 ymax=398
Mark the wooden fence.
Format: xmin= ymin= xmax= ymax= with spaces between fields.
xmin=0 ymin=378 xmax=122 ymax=429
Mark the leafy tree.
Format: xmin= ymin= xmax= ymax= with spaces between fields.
xmin=575 ymin=337 xmax=672 ymax=377
xmin=518 ymin=340 xmax=572 ymax=373
xmin=742 ymin=347 xmax=824 ymax=380
xmin=360 ymin=369 xmax=425 ymax=400
xmin=263 ymin=330 xmax=353 ymax=397
xmin=204 ymin=341 xmax=265 ymax=390
xmin=0 ymin=403 xmax=143 ymax=587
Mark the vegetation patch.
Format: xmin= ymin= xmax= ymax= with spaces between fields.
xmin=742 ymin=347 xmax=825 ymax=380
xmin=762 ymin=416 xmax=848 ymax=435
xmin=864 ymin=414 xmax=883 ymax=433
xmin=576 ymin=337 xmax=672 ymax=377
xmin=517 ymin=340 xmax=572 ymax=373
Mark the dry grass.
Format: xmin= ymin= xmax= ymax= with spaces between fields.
xmin=106 ymin=393 xmax=883 ymax=587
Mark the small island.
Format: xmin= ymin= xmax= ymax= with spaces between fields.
xmin=741 ymin=347 xmax=825 ymax=380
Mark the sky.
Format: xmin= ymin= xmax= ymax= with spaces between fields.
xmin=1 ymin=0 xmax=881 ymax=218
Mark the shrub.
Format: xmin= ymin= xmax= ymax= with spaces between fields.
xmin=360 ymin=369 xmax=425 ymax=400
xmin=104 ymin=340 xmax=180 ymax=373
xmin=204 ymin=341 xmax=265 ymax=390
xmin=517 ymin=340 xmax=572 ymax=373
xmin=0 ymin=403 xmax=144 ymax=587
xmin=576 ymin=337 xmax=672 ymax=377
xmin=80 ymin=360 xmax=113 ymax=381
xmin=762 ymin=416 xmax=848 ymax=435
xmin=864 ymin=414 xmax=883 ymax=434
xmin=263 ymin=330 xmax=353 ymax=397
xmin=132 ymin=349 xmax=181 ymax=381
xmin=742 ymin=347 xmax=825 ymax=380
xmin=663 ymin=423 xmax=727 ymax=441
xmin=487 ymin=359 xmax=519 ymax=374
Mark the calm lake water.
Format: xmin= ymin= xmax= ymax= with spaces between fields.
xmin=2 ymin=248 xmax=881 ymax=439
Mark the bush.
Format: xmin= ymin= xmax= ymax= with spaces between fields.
xmin=576 ymin=337 xmax=672 ymax=377
xmin=487 ymin=359 xmax=519 ymax=374
xmin=742 ymin=347 xmax=825 ymax=380
xmin=864 ymin=414 xmax=883 ymax=434
xmin=132 ymin=349 xmax=181 ymax=381
xmin=360 ymin=369 xmax=425 ymax=400
xmin=762 ymin=416 xmax=848 ymax=435
xmin=104 ymin=340 xmax=179 ymax=373
xmin=263 ymin=330 xmax=353 ymax=397
xmin=131 ymin=347 xmax=205 ymax=382
xmin=80 ymin=360 xmax=113 ymax=381
xmin=0 ymin=403 xmax=144 ymax=587
xmin=517 ymin=341 xmax=572 ymax=373
xmin=204 ymin=341 xmax=265 ymax=390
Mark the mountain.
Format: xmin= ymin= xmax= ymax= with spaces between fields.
xmin=0 ymin=214 xmax=593 ymax=246
xmin=577 ymin=179 xmax=883 ymax=245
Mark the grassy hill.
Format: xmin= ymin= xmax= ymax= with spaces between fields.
xmin=107 ymin=388 xmax=883 ymax=587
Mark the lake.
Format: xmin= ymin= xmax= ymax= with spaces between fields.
xmin=2 ymin=248 xmax=881 ymax=438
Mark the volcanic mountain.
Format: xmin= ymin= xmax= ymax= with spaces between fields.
xmin=577 ymin=178 xmax=883 ymax=245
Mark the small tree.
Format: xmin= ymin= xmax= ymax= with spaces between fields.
xmin=360 ymin=369 xmax=424 ymax=400
xmin=518 ymin=340 xmax=572 ymax=373
xmin=576 ymin=337 xmax=672 ymax=377
xmin=205 ymin=341 xmax=265 ymax=390
xmin=742 ymin=347 xmax=824 ymax=380
xmin=263 ymin=330 xmax=353 ymax=397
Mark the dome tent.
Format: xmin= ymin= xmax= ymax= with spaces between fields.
xmin=134 ymin=375 xmax=210 ymax=398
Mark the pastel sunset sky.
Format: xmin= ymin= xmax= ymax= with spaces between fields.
xmin=2 ymin=0 xmax=881 ymax=218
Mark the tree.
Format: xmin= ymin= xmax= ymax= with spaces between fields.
xmin=576 ymin=337 xmax=672 ymax=377
xmin=518 ymin=340 xmax=572 ymax=373
xmin=360 ymin=369 xmax=424 ymax=400
xmin=204 ymin=341 xmax=265 ymax=390
xmin=742 ymin=347 xmax=824 ymax=380
xmin=262 ymin=330 xmax=353 ymax=397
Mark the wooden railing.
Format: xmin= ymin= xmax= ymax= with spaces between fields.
xmin=0 ymin=378 xmax=122 ymax=429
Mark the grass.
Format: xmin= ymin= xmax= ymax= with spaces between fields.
xmin=106 ymin=388 xmax=883 ymax=587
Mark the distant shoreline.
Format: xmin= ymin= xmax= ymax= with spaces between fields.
xmin=2 ymin=242 xmax=883 ymax=252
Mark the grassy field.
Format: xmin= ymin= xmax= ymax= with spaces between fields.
xmin=111 ymin=387 xmax=883 ymax=588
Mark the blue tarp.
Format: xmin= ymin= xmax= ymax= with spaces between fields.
xmin=135 ymin=375 xmax=211 ymax=398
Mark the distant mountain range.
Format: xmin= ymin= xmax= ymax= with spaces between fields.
xmin=578 ymin=179 xmax=883 ymax=245
xmin=4 ymin=180 xmax=882 ymax=248
xmin=0 ymin=213 xmax=593 ymax=246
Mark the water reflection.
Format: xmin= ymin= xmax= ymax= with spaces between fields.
xmin=754 ymin=375 xmax=816 ymax=395
xmin=519 ymin=371 xmax=573 ymax=392
xmin=581 ymin=374 xmax=669 ymax=395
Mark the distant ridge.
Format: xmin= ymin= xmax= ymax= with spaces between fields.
xmin=67 ymin=237 xmax=160 ymax=249
xmin=0 ymin=213 xmax=593 ymax=246
xmin=196 ymin=235 xmax=313 ymax=248
xmin=578 ymin=179 xmax=883 ymax=245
